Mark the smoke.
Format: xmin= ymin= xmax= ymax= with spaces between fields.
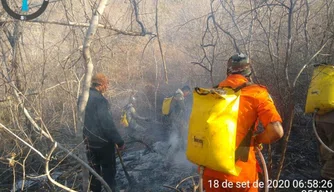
xmin=167 ymin=131 xmax=179 ymax=151
xmin=165 ymin=127 xmax=195 ymax=170
xmin=172 ymin=150 xmax=195 ymax=170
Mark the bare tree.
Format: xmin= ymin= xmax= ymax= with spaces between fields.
xmin=190 ymin=0 xmax=334 ymax=184
xmin=76 ymin=0 xmax=112 ymax=191
xmin=1 ymin=0 xmax=334 ymax=191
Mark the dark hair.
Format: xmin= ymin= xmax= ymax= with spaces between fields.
xmin=181 ymin=85 xmax=191 ymax=92
xmin=91 ymin=82 xmax=100 ymax=88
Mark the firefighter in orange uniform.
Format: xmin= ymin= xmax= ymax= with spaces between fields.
xmin=203 ymin=53 xmax=284 ymax=192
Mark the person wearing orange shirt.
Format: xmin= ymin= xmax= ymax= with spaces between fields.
xmin=203 ymin=53 xmax=284 ymax=192
xmin=315 ymin=111 xmax=334 ymax=180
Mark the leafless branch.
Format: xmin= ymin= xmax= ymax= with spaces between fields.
xmin=0 ymin=122 xmax=47 ymax=160
xmin=175 ymin=175 xmax=199 ymax=190
xmin=20 ymin=148 xmax=31 ymax=191
xmin=0 ymin=80 xmax=79 ymax=103
xmin=239 ymin=3 xmax=289 ymax=18
xmin=56 ymin=144 xmax=111 ymax=191
xmin=163 ymin=185 xmax=182 ymax=192
xmin=0 ymin=103 xmax=112 ymax=192
xmin=126 ymin=137 xmax=158 ymax=154
xmin=303 ymin=0 xmax=310 ymax=56
xmin=12 ymin=165 xmax=16 ymax=192
xmin=154 ymin=0 xmax=168 ymax=83
xmin=292 ymin=38 xmax=330 ymax=87
xmin=0 ymin=19 xmax=148 ymax=36
xmin=210 ymin=11 xmax=240 ymax=53
xmin=284 ymin=0 xmax=297 ymax=89
xmin=191 ymin=61 xmax=210 ymax=72
xmin=173 ymin=12 xmax=212 ymax=32
xmin=219 ymin=0 xmax=247 ymax=51
xmin=130 ymin=0 xmax=146 ymax=35
xmin=45 ymin=142 xmax=76 ymax=192
xmin=141 ymin=34 xmax=157 ymax=60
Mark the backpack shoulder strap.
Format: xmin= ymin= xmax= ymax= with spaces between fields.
xmin=233 ymin=82 xmax=254 ymax=92
xmin=218 ymin=82 xmax=254 ymax=92
xmin=235 ymin=122 xmax=256 ymax=162
xmin=233 ymin=82 xmax=256 ymax=162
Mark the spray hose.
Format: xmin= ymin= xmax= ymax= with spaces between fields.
xmin=247 ymin=108 xmax=334 ymax=192
xmin=256 ymin=147 xmax=268 ymax=192
xmin=312 ymin=109 xmax=334 ymax=154
xmin=197 ymin=108 xmax=334 ymax=192
xmin=196 ymin=109 xmax=333 ymax=192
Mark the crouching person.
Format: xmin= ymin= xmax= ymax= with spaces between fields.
xmin=83 ymin=73 xmax=125 ymax=192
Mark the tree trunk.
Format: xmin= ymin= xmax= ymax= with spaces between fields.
xmin=11 ymin=22 xmax=24 ymax=92
xmin=275 ymin=94 xmax=295 ymax=181
xmin=77 ymin=0 xmax=110 ymax=191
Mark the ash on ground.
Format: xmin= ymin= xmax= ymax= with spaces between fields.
xmin=115 ymin=140 xmax=198 ymax=192
xmin=115 ymin=121 xmax=323 ymax=192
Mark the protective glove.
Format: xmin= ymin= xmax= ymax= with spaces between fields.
xmin=252 ymin=135 xmax=263 ymax=151
xmin=256 ymin=143 xmax=263 ymax=151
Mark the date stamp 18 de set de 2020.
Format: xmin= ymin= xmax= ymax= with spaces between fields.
xmin=207 ymin=179 xmax=333 ymax=191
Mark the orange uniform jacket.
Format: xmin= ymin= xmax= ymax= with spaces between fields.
xmin=203 ymin=74 xmax=282 ymax=192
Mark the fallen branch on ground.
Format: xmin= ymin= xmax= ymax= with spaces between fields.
xmin=126 ymin=137 xmax=159 ymax=154
xmin=162 ymin=185 xmax=182 ymax=192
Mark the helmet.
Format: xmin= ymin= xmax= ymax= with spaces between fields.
xmin=129 ymin=96 xmax=136 ymax=104
xmin=227 ymin=53 xmax=252 ymax=77
xmin=131 ymin=96 xmax=136 ymax=102
xmin=181 ymin=85 xmax=191 ymax=92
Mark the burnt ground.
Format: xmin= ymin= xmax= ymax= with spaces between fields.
xmin=113 ymin=121 xmax=323 ymax=192
xmin=261 ymin=124 xmax=322 ymax=192
xmin=1 ymin=120 xmax=324 ymax=192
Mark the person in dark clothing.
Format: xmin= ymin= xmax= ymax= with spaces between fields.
xmin=169 ymin=85 xmax=192 ymax=150
xmin=183 ymin=86 xmax=193 ymax=122
xmin=170 ymin=86 xmax=192 ymax=120
xmin=164 ymin=85 xmax=192 ymax=168
xmin=83 ymin=73 xmax=125 ymax=192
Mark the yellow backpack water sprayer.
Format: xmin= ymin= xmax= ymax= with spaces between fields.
xmin=120 ymin=110 xmax=129 ymax=127
xmin=162 ymin=96 xmax=173 ymax=115
xmin=186 ymin=87 xmax=242 ymax=176
xmin=305 ymin=64 xmax=334 ymax=114
xmin=186 ymin=84 xmax=270 ymax=192
xmin=305 ymin=64 xmax=334 ymax=154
